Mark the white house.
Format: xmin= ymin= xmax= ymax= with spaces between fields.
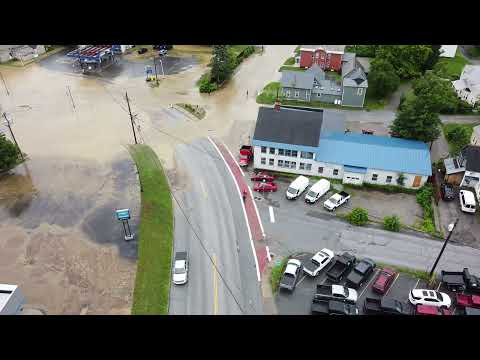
xmin=452 ymin=65 xmax=480 ymax=107
xmin=0 ymin=284 xmax=25 ymax=315
xmin=460 ymin=146 xmax=480 ymax=198
xmin=440 ymin=45 xmax=458 ymax=58
xmin=472 ymin=125 xmax=480 ymax=146
xmin=252 ymin=106 xmax=431 ymax=189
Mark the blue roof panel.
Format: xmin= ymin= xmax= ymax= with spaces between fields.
xmin=316 ymin=133 xmax=432 ymax=176
xmin=344 ymin=165 xmax=367 ymax=174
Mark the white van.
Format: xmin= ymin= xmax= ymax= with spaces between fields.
xmin=305 ymin=179 xmax=330 ymax=204
xmin=459 ymin=190 xmax=476 ymax=213
xmin=286 ymin=175 xmax=309 ymax=200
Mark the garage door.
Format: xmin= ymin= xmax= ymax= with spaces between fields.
xmin=343 ymin=173 xmax=363 ymax=185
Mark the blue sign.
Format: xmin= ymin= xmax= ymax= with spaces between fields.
xmin=116 ymin=209 xmax=131 ymax=221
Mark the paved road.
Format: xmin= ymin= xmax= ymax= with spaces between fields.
xmin=169 ymin=138 xmax=263 ymax=315
xmin=257 ymin=194 xmax=480 ymax=275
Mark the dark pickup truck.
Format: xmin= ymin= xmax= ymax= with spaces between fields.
xmin=441 ymin=268 xmax=480 ymax=293
xmin=346 ymin=258 xmax=376 ymax=289
xmin=363 ymin=297 xmax=412 ymax=315
xmin=326 ymin=252 xmax=356 ymax=282
xmin=311 ymin=298 xmax=359 ymax=315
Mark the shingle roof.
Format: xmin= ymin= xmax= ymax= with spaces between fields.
xmin=462 ymin=145 xmax=480 ymax=172
xmin=316 ymin=132 xmax=432 ymax=176
xmin=312 ymin=79 xmax=342 ymax=95
xmin=341 ymin=52 xmax=356 ymax=77
xmin=253 ymin=107 xmax=324 ymax=147
xmin=343 ymin=67 xmax=368 ymax=88
xmin=461 ymin=65 xmax=480 ymax=86
xmin=280 ymin=71 xmax=314 ymax=90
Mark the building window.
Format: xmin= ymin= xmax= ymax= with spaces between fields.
xmin=386 ymin=176 xmax=392 ymax=183
xmin=269 ymin=158 xmax=274 ymax=166
xmin=333 ymin=169 xmax=339 ymax=176
xmin=290 ymin=162 xmax=296 ymax=169
xmin=372 ymin=173 xmax=378 ymax=181
xmin=285 ymin=149 xmax=291 ymax=157
xmin=291 ymin=150 xmax=298 ymax=157
xmin=357 ymin=88 xmax=363 ymax=96
xmin=318 ymin=167 xmax=324 ymax=174
xmin=278 ymin=149 xmax=284 ymax=156
xmin=261 ymin=157 xmax=266 ymax=165
xmin=301 ymin=151 xmax=314 ymax=159
xmin=269 ymin=147 xmax=275 ymax=154
xmin=261 ymin=146 xmax=266 ymax=153
xmin=306 ymin=164 xmax=312 ymax=171
xmin=294 ymin=90 xmax=300 ymax=98
xmin=299 ymin=163 xmax=305 ymax=170
xmin=284 ymin=161 xmax=290 ymax=168
xmin=278 ymin=160 xmax=284 ymax=167
xmin=285 ymin=90 xmax=291 ymax=97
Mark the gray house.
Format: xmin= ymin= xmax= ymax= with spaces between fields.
xmin=0 ymin=45 xmax=46 ymax=63
xmin=280 ymin=52 xmax=368 ymax=108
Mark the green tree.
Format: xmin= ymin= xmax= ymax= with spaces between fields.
xmin=376 ymin=45 xmax=433 ymax=79
xmin=422 ymin=45 xmax=442 ymax=72
xmin=367 ymin=58 xmax=400 ymax=98
xmin=346 ymin=208 xmax=369 ymax=226
xmin=0 ymin=134 xmax=19 ymax=171
xmin=210 ymin=45 xmax=232 ymax=85
xmin=445 ymin=125 xmax=470 ymax=155
xmin=412 ymin=72 xmax=459 ymax=113
xmin=390 ymin=95 xmax=441 ymax=143
xmin=383 ymin=215 xmax=401 ymax=232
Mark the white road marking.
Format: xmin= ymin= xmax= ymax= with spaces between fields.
xmin=413 ymin=279 xmax=420 ymax=289
xmin=207 ymin=137 xmax=261 ymax=282
xmin=358 ymin=269 xmax=380 ymax=299
xmin=248 ymin=185 xmax=265 ymax=238
xmin=296 ymin=275 xmax=307 ymax=287
xmin=269 ymin=206 xmax=275 ymax=223
xmin=436 ymin=282 xmax=441 ymax=291
xmin=384 ymin=272 xmax=400 ymax=297
xmin=200 ymin=180 xmax=208 ymax=199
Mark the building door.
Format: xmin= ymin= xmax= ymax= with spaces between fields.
xmin=413 ymin=176 xmax=422 ymax=187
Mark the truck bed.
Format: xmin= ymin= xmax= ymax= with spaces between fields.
xmin=311 ymin=299 xmax=330 ymax=314
xmin=326 ymin=254 xmax=355 ymax=281
xmin=279 ymin=275 xmax=296 ymax=289
xmin=363 ymin=297 xmax=382 ymax=313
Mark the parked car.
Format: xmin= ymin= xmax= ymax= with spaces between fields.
xmin=455 ymin=293 xmax=480 ymax=308
xmin=172 ymin=251 xmax=188 ymax=285
xmin=239 ymin=145 xmax=253 ymax=167
xmin=323 ymin=191 xmax=350 ymax=211
xmin=158 ymin=49 xmax=168 ymax=56
xmin=409 ymin=289 xmax=451 ymax=308
xmin=251 ymin=172 xmax=275 ymax=182
xmin=137 ymin=47 xmax=148 ymax=55
xmin=363 ymin=297 xmax=412 ymax=315
xmin=372 ymin=268 xmax=397 ymax=295
xmin=279 ymin=259 xmax=302 ymax=291
xmin=441 ymin=183 xmax=455 ymax=201
xmin=253 ymin=182 xmax=277 ymax=192
xmin=314 ymin=284 xmax=358 ymax=304
xmin=302 ymin=248 xmax=334 ymax=277
xmin=286 ymin=175 xmax=309 ymax=200
xmin=441 ymin=268 xmax=480 ymax=293
xmin=311 ymin=298 xmax=359 ymax=315
xmin=415 ymin=304 xmax=452 ymax=316
xmin=304 ymin=179 xmax=330 ymax=204
xmin=326 ymin=252 xmax=356 ymax=282
xmin=459 ymin=189 xmax=476 ymax=213
xmin=346 ymin=258 xmax=376 ymax=289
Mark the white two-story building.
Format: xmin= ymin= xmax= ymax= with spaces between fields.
xmin=252 ymin=106 xmax=432 ymax=189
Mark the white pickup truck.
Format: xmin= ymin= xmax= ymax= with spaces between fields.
xmin=323 ymin=191 xmax=350 ymax=211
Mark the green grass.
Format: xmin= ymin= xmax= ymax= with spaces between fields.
xmin=433 ymin=48 xmax=470 ymax=80
xmin=270 ymin=257 xmax=289 ymax=293
xmin=467 ymin=46 xmax=480 ymax=58
xmin=442 ymin=122 xmax=480 ymax=155
xmin=294 ymin=45 xmax=301 ymax=56
xmin=283 ymin=57 xmax=295 ymax=66
xmin=278 ymin=65 xmax=306 ymax=72
xmin=230 ymin=45 xmax=249 ymax=56
xmin=128 ymin=144 xmax=173 ymax=315
xmin=256 ymin=82 xmax=281 ymax=104
xmin=176 ymin=103 xmax=205 ymax=120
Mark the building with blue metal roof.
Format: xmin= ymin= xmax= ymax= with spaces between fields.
xmin=252 ymin=106 xmax=432 ymax=189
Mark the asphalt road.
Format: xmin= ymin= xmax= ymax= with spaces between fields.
xmin=169 ymin=138 xmax=263 ymax=315
xmin=257 ymin=190 xmax=480 ymax=275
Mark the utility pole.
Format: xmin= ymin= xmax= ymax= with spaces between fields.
xmin=429 ymin=218 xmax=459 ymax=278
xmin=152 ymin=56 xmax=159 ymax=86
xmin=0 ymin=72 xmax=10 ymax=96
xmin=125 ymin=92 xmax=138 ymax=145
xmin=3 ymin=112 xmax=24 ymax=161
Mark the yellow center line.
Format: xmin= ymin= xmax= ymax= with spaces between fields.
xmin=213 ymin=254 xmax=219 ymax=315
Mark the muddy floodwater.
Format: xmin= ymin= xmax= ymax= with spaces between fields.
xmin=0 ymin=45 xmax=294 ymax=314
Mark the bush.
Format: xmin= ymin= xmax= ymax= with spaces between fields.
xmin=420 ymin=217 xmax=436 ymax=234
xmin=384 ymin=215 xmax=401 ymax=232
xmin=347 ymin=207 xmax=369 ymax=226
xmin=270 ymin=257 xmax=288 ymax=293
xmin=0 ymin=134 xmax=19 ymax=171
xmin=283 ymin=57 xmax=295 ymax=65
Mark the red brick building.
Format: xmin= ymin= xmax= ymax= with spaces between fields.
xmin=299 ymin=46 xmax=344 ymax=72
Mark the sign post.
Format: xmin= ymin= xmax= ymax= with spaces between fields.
xmin=115 ymin=208 xmax=134 ymax=241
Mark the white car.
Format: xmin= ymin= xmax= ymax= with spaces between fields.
xmin=459 ymin=189 xmax=476 ymax=213
xmin=303 ymin=248 xmax=335 ymax=276
xmin=172 ymin=251 xmax=188 ymax=285
xmin=409 ymin=289 xmax=451 ymax=308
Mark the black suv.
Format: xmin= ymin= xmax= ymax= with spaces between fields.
xmin=441 ymin=183 xmax=455 ymax=201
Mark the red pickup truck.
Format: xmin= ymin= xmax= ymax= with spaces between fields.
xmin=239 ymin=145 xmax=253 ymax=167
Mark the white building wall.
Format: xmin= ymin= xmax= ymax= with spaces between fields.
xmin=254 ymin=145 xmax=317 ymax=176
xmin=363 ymin=168 xmax=428 ymax=189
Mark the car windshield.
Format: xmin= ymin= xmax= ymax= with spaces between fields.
xmin=174 ymin=267 xmax=185 ymax=274
xmin=287 ymin=187 xmax=297 ymax=195
xmin=307 ymin=190 xmax=317 ymax=197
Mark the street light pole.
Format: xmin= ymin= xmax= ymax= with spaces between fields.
xmin=152 ymin=56 xmax=159 ymax=85
xmin=159 ymin=58 xmax=165 ymax=78
xmin=429 ymin=218 xmax=459 ymax=278
xmin=3 ymin=112 xmax=24 ymax=161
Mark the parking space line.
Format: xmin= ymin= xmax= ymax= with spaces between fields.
xmin=269 ymin=206 xmax=275 ymax=223
xmin=359 ymin=269 xmax=379 ymax=299
xmin=413 ymin=279 xmax=420 ymax=289
xmin=436 ymin=282 xmax=441 ymax=291
xmin=296 ymin=275 xmax=307 ymax=287
xmin=384 ymin=272 xmax=400 ymax=297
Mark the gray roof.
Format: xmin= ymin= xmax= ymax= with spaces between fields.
xmin=280 ymin=71 xmax=314 ymax=90
xmin=341 ymin=52 xmax=356 ymax=77
xmin=312 ymin=79 xmax=342 ymax=95
xmin=461 ymin=65 xmax=480 ymax=86
xmin=253 ymin=106 xmax=324 ymax=147
xmin=356 ymin=57 xmax=371 ymax=73
xmin=320 ymin=110 xmax=346 ymax=134
xmin=343 ymin=67 xmax=368 ymax=88
xmin=305 ymin=64 xmax=326 ymax=80
xmin=444 ymin=157 xmax=466 ymax=175
xmin=462 ymin=145 xmax=480 ymax=173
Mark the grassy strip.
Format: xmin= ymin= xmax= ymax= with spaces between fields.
xmin=442 ymin=122 xmax=480 ymax=155
xmin=128 ymin=144 xmax=173 ymax=315
xmin=376 ymin=262 xmax=433 ymax=283
xmin=256 ymin=82 xmax=281 ymax=104
xmin=278 ymin=65 xmax=305 ymax=72
xmin=467 ymin=46 xmax=480 ymax=58
xmin=283 ymin=57 xmax=296 ymax=65
xmin=294 ymin=45 xmax=301 ymax=56
xmin=270 ymin=257 xmax=289 ymax=293
xmin=176 ymin=103 xmax=206 ymax=120
xmin=433 ymin=48 xmax=470 ymax=80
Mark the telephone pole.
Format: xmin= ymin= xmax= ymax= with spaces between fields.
xmin=3 ymin=112 xmax=24 ymax=161
xmin=153 ymin=56 xmax=159 ymax=86
xmin=125 ymin=92 xmax=138 ymax=145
